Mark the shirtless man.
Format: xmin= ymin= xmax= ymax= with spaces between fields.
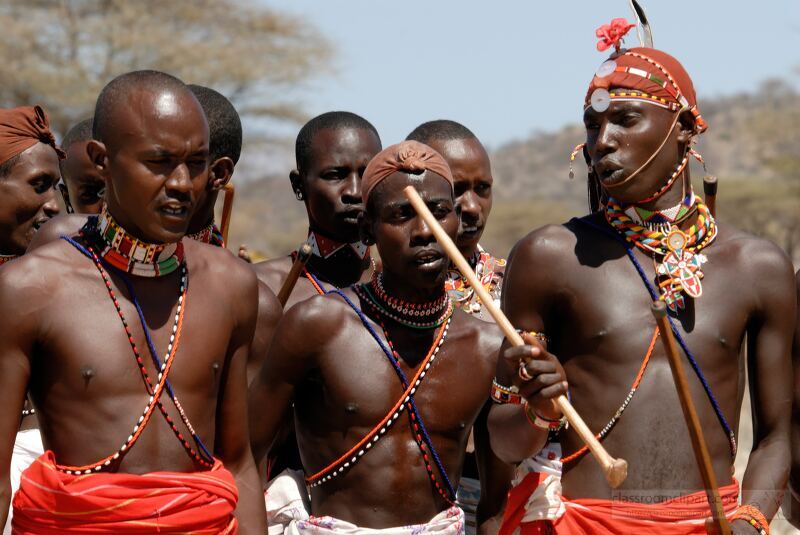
xmin=250 ymin=141 xmax=503 ymax=534
xmin=489 ymin=24 xmax=795 ymax=534
xmin=58 ymin=117 xmax=105 ymax=215
xmin=0 ymin=105 xmax=63 ymax=535
xmin=0 ymin=70 xmax=266 ymax=533
xmin=789 ymin=269 xmax=800 ymax=528
xmin=254 ymin=111 xmax=382 ymax=309
xmin=407 ymin=120 xmax=511 ymax=534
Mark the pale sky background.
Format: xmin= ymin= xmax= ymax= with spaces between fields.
xmin=265 ymin=0 xmax=800 ymax=149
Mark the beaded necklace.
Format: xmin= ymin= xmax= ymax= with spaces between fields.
xmin=306 ymin=289 xmax=451 ymax=493
xmin=187 ymin=221 xmax=225 ymax=248
xmin=445 ymin=245 xmax=505 ymax=316
xmin=624 ymin=190 xmax=695 ymax=234
xmin=0 ymin=254 xmax=17 ymax=267
xmin=92 ymin=206 xmax=184 ymax=277
xmin=606 ymin=196 xmax=716 ymax=312
xmin=59 ymin=235 xmax=214 ymax=473
xmin=307 ymin=230 xmax=370 ymax=261
xmin=353 ymin=273 xmax=452 ymax=330
xmin=561 ymin=327 xmax=659 ymax=464
xmin=574 ymin=215 xmax=736 ymax=459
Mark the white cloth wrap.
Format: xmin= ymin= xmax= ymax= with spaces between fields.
xmin=266 ymin=469 xmax=466 ymax=535
xmin=515 ymin=442 xmax=566 ymax=524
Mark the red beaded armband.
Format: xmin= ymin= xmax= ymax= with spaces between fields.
xmin=491 ymin=379 xmax=522 ymax=405
xmin=524 ymin=403 xmax=567 ymax=431
xmin=730 ymin=505 xmax=768 ymax=535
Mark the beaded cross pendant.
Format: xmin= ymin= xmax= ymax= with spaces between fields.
xmin=656 ymin=227 xmax=707 ymax=312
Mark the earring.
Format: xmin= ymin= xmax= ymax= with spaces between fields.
xmin=569 ymin=143 xmax=586 ymax=179
xmin=295 ymin=190 xmax=304 ymax=201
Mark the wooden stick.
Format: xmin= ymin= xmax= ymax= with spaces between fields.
xmin=650 ymin=301 xmax=731 ymax=535
xmin=403 ymin=186 xmax=628 ymax=488
xmin=220 ymin=183 xmax=236 ymax=247
xmin=277 ymin=243 xmax=313 ymax=307
xmin=703 ymin=175 xmax=718 ymax=218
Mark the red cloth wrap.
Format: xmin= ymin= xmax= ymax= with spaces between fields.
xmin=362 ymin=140 xmax=453 ymax=203
xmin=500 ymin=472 xmax=740 ymax=535
xmin=0 ymin=106 xmax=64 ymax=166
xmin=11 ymin=451 xmax=238 ymax=534
xmin=586 ymin=47 xmax=707 ymax=133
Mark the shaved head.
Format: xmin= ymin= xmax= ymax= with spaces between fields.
xmin=406 ymin=119 xmax=477 ymax=145
xmin=93 ymin=70 xmax=198 ymax=147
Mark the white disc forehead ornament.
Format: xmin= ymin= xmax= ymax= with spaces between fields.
xmin=596 ymin=60 xmax=617 ymax=78
xmin=590 ymin=88 xmax=611 ymax=113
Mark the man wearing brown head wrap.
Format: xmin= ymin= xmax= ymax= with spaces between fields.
xmin=0 ymin=105 xmax=62 ymax=264
xmin=490 ymin=18 xmax=795 ymax=535
xmin=251 ymin=140 xmax=506 ymax=535
xmin=0 ymin=104 xmax=62 ymax=535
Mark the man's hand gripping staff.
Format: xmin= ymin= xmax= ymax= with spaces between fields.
xmin=403 ymin=185 xmax=628 ymax=488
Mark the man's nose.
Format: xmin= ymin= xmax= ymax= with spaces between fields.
xmin=165 ymin=163 xmax=193 ymax=194
xmin=410 ymin=214 xmax=434 ymax=244
xmin=458 ymin=191 xmax=480 ymax=221
xmin=594 ymin=121 xmax=618 ymax=158
xmin=341 ymin=171 xmax=361 ymax=204
xmin=42 ymin=187 xmax=61 ymax=217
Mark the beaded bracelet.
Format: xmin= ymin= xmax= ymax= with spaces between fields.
xmin=524 ymin=403 xmax=567 ymax=432
xmin=730 ymin=504 xmax=769 ymax=535
xmin=491 ymin=379 xmax=523 ymax=405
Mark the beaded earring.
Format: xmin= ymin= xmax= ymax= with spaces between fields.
xmin=569 ymin=143 xmax=586 ymax=180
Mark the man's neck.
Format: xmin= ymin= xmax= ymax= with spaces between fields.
xmin=186 ymin=205 xmax=216 ymax=236
xmin=380 ymin=270 xmax=446 ymax=304
xmin=305 ymin=250 xmax=369 ymax=289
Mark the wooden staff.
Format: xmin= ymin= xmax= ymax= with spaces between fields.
xmin=277 ymin=243 xmax=313 ymax=307
xmin=650 ymin=301 xmax=731 ymax=535
xmin=703 ymin=175 xmax=718 ymax=218
xmin=220 ymin=183 xmax=236 ymax=246
xmin=403 ymin=186 xmax=628 ymax=488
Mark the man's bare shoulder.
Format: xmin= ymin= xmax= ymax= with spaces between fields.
xmin=450 ymin=310 xmax=503 ymax=365
xmin=714 ymin=225 xmax=795 ymax=289
xmin=509 ymin=220 xmax=586 ymax=271
xmin=186 ymin=240 xmax=258 ymax=295
xmin=273 ymin=290 xmax=356 ymax=357
xmin=252 ymin=255 xmax=293 ymax=293
xmin=27 ymin=214 xmax=90 ymax=252
xmin=0 ymin=238 xmax=82 ymax=301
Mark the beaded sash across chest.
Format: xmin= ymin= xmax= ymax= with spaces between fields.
xmin=605 ymin=194 xmax=717 ymax=312
xmin=57 ymin=224 xmax=213 ymax=474
xmin=93 ymin=205 xmax=185 ymax=277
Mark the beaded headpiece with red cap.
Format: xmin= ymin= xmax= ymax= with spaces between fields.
xmin=584 ymin=18 xmax=707 ymax=135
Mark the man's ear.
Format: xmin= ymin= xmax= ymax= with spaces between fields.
xmin=209 ymin=157 xmax=234 ymax=191
xmin=289 ymin=169 xmax=306 ymax=201
xmin=86 ymin=140 xmax=108 ymax=175
xmin=358 ymin=211 xmax=375 ymax=246
xmin=676 ymin=110 xmax=695 ymax=145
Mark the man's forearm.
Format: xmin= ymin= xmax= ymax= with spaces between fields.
xmin=740 ymin=435 xmax=790 ymax=521
xmin=487 ymin=404 xmax=548 ymax=464
xmin=232 ymin=455 xmax=268 ymax=535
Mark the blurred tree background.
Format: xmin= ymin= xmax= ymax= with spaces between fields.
xmin=0 ymin=0 xmax=331 ymax=135
xmin=0 ymin=0 xmax=796 ymax=264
